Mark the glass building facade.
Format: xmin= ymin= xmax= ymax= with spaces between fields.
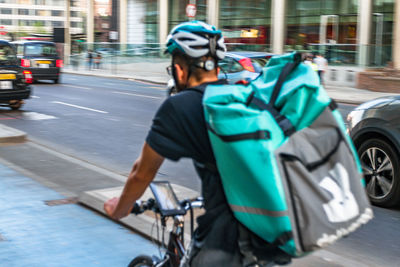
xmin=123 ymin=0 xmax=398 ymax=67
xmin=168 ymin=0 xmax=206 ymax=30
xmin=285 ymin=0 xmax=359 ymax=64
xmin=144 ymin=0 xmax=158 ymax=43
xmin=371 ymin=0 xmax=395 ymax=66
xmin=219 ymin=0 xmax=271 ymax=51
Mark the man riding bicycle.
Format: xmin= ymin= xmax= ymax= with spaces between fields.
xmin=104 ymin=21 xmax=291 ymax=267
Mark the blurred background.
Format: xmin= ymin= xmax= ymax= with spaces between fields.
xmin=0 ymin=0 xmax=399 ymax=90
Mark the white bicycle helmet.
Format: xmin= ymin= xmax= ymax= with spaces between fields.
xmin=165 ymin=21 xmax=226 ymax=63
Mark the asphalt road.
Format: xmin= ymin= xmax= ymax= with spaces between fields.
xmin=0 ymin=74 xmax=201 ymax=191
xmin=0 ymin=74 xmax=399 ymax=266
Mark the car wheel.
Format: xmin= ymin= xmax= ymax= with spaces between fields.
xmin=9 ymin=100 xmax=23 ymax=110
xmin=358 ymin=138 xmax=400 ymax=207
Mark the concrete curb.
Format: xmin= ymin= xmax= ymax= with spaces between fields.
xmin=0 ymin=124 xmax=27 ymax=144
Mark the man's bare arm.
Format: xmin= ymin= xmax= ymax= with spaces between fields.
xmin=104 ymin=142 xmax=164 ymax=219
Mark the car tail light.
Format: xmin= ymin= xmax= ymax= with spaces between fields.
xmin=238 ymin=58 xmax=255 ymax=72
xmin=235 ymin=79 xmax=250 ymax=85
xmin=56 ymin=59 xmax=63 ymax=68
xmin=21 ymin=59 xmax=30 ymax=68
xmin=23 ymin=70 xmax=33 ymax=84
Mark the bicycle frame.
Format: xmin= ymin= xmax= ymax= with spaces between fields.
xmin=129 ymin=190 xmax=203 ymax=267
xmin=160 ymin=216 xmax=185 ymax=267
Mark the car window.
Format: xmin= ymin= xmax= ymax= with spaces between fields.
xmin=25 ymin=43 xmax=57 ymax=56
xmin=250 ymin=58 xmax=270 ymax=72
xmin=218 ymin=57 xmax=232 ymax=73
xmin=253 ymin=58 xmax=268 ymax=67
xmin=230 ymin=60 xmax=244 ymax=73
xmin=16 ymin=44 xmax=24 ymax=56
xmin=0 ymin=44 xmax=17 ymax=65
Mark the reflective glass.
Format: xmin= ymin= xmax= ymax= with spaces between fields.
xmin=285 ymin=0 xmax=359 ymax=65
xmin=145 ymin=0 xmax=158 ymax=43
xmin=168 ymin=0 xmax=207 ymax=30
xmin=219 ymin=0 xmax=271 ymax=49
xmin=371 ymin=0 xmax=395 ymax=66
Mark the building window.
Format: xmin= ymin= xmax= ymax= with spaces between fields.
xmin=33 ymin=21 xmax=45 ymax=27
xmin=219 ymin=0 xmax=272 ymax=49
xmin=18 ymin=9 xmax=30 ymax=15
xmin=0 ymin=19 xmax=12 ymax=25
xmin=51 ymin=10 xmax=63 ymax=17
xmin=168 ymin=0 xmax=207 ymax=30
xmin=52 ymin=21 xmax=64 ymax=27
xmin=35 ymin=10 xmax=50 ymax=16
xmin=70 ymin=11 xmax=79 ymax=17
xmin=18 ymin=0 xmax=32 ymax=4
xmin=285 ymin=0 xmax=359 ymax=65
xmin=71 ymin=21 xmax=82 ymax=28
xmin=19 ymin=20 xmax=30 ymax=26
xmin=371 ymin=0 xmax=395 ymax=66
xmin=35 ymin=0 xmax=45 ymax=4
xmin=0 ymin=8 xmax=12 ymax=14
xmin=145 ymin=0 xmax=158 ymax=43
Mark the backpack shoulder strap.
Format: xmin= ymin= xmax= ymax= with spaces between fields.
xmin=269 ymin=53 xmax=302 ymax=107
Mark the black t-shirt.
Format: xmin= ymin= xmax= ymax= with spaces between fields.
xmin=146 ymin=80 xmax=239 ymax=252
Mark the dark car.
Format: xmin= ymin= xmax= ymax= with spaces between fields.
xmin=0 ymin=40 xmax=32 ymax=110
xmin=167 ymin=51 xmax=275 ymax=95
xmin=11 ymin=40 xmax=62 ymax=83
xmin=347 ymin=96 xmax=400 ymax=207
xmin=218 ymin=51 xmax=275 ymax=84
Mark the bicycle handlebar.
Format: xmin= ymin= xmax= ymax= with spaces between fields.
xmin=131 ymin=198 xmax=156 ymax=215
xmin=131 ymin=197 xmax=204 ymax=216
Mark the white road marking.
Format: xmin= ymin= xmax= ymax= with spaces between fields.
xmin=22 ymin=112 xmax=57 ymax=120
xmin=128 ymin=79 xmax=160 ymax=86
xmin=51 ymin=101 xmax=108 ymax=114
xmin=31 ymin=96 xmax=40 ymax=99
xmin=112 ymin=91 xmax=162 ymax=99
xmin=60 ymin=84 xmax=92 ymax=90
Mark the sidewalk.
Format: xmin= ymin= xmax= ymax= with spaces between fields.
xmin=62 ymin=65 xmax=399 ymax=105
xmin=0 ymin=160 xmax=158 ymax=266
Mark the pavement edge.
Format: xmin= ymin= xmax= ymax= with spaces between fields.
xmin=0 ymin=124 xmax=27 ymax=144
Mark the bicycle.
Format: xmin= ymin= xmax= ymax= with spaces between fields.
xmin=128 ymin=181 xmax=203 ymax=267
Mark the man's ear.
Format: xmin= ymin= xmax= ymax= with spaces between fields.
xmin=174 ymin=63 xmax=186 ymax=83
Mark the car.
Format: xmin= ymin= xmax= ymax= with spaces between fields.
xmin=0 ymin=40 xmax=32 ymax=110
xmin=167 ymin=51 xmax=275 ymax=95
xmin=11 ymin=40 xmax=62 ymax=83
xmin=347 ymin=96 xmax=400 ymax=207
xmin=218 ymin=51 xmax=275 ymax=84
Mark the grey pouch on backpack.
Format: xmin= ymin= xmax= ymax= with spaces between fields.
xmin=275 ymin=105 xmax=373 ymax=254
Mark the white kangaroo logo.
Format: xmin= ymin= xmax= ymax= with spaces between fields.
xmin=319 ymin=163 xmax=359 ymax=223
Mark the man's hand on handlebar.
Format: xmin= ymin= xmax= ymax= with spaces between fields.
xmin=104 ymin=197 xmax=131 ymax=220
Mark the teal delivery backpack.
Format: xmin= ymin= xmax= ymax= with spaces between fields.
xmin=202 ymin=52 xmax=373 ymax=257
